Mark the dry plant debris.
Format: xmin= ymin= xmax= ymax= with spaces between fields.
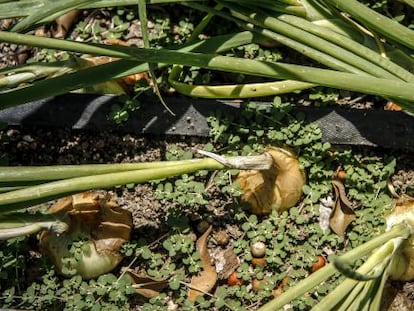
xmin=187 ymin=225 xmax=217 ymax=301
xmin=127 ymin=270 xmax=170 ymax=298
xmin=329 ymin=179 xmax=356 ymax=237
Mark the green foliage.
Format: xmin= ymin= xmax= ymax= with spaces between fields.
xmin=309 ymin=87 xmax=340 ymax=106
xmin=2 ymin=268 xmax=135 ymax=310
xmin=202 ymin=96 xmax=396 ymax=309
xmin=75 ymin=8 xmax=132 ymax=42
xmin=233 ymin=43 xmax=283 ymax=62
xmin=0 ymin=94 xmax=398 ymax=310
xmin=154 ymin=144 xmax=242 ymax=210
xmin=155 ymin=174 xmax=208 ymax=207
xmin=165 ymin=145 xmax=193 ymax=161
xmin=0 ymin=237 xmax=29 ymax=286
xmin=109 ymin=95 xmax=141 ymax=125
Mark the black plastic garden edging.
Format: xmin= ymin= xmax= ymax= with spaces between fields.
xmin=0 ymin=93 xmax=413 ymax=151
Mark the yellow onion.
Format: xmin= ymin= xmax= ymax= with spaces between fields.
xmin=39 ymin=191 xmax=132 ymax=279
xmin=386 ymin=196 xmax=414 ymax=281
xmin=236 ymin=147 xmax=306 ymax=215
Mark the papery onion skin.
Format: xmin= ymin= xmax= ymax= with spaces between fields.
xmin=237 ymin=147 xmax=306 ymax=215
xmin=40 ymin=192 xmax=132 ymax=279
xmin=387 ymin=198 xmax=414 ymax=281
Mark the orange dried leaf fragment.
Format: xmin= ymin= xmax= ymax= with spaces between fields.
xmin=227 ymin=271 xmax=243 ymax=286
xmin=310 ymin=255 xmax=326 ymax=273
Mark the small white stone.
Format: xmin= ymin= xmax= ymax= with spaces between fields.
xmin=167 ymin=300 xmax=178 ymax=311
xmin=250 ymin=241 xmax=266 ymax=258
xmin=319 ymin=196 xmax=334 ymax=233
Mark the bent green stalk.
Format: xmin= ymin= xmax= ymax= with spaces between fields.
xmin=0 ymin=59 xmax=81 ymax=88
xmin=0 ymin=213 xmax=68 ymax=239
xmin=313 ymin=237 xmax=402 ymax=310
xmin=169 ymin=78 xmax=316 ymax=98
xmin=257 ymin=223 xmax=411 ymax=311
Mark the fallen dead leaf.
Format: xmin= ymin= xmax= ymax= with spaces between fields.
xmin=310 ymin=255 xmax=326 ymax=273
xmin=385 ymin=102 xmax=402 ymax=111
xmin=127 ymin=270 xmax=170 ymax=298
xmin=272 ymin=276 xmax=289 ymax=297
xmin=329 ymin=180 xmax=356 ymax=237
xmin=188 ymin=225 xmax=218 ymax=301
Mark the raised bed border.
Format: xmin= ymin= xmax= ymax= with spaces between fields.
xmin=1 ymin=93 xmax=413 ymax=151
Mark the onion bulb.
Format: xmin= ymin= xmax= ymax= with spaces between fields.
xmin=236 ymin=147 xmax=306 ymax=215
xmin=39 ymin=191 xmax=132 ymax=279
xmin=386 ymin=196 xmax=414 ymax=281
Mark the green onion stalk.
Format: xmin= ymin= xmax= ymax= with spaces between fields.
xmin=0 ymin=0 xmax=207 ymax=28
xmin=0 ymin=31 xmax=264 ymax=103
xmin=0 ymin=150 xmax=274 ymax=279
xmin=168 ymin=2 xmax=315 ymax=99
xmin=2 ymin=30 xmax=414 ymax=111
xmin=0 ymin=149 xmax=273 ymax=214
xmin=1 ymin=1 xmax=414 ymax=111
xmin=258 ymin=197 xmax=414 ymax=311
xmin=177 ymin=0 xmax=414 ymax=109
xmin=0 ymin=149 xmax=284 ymax=280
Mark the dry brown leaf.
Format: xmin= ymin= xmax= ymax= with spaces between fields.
xmin=77 ymin=39 xmax=152 ymax=94
xmin=127 ymin=270 xmax=170 ymax=298
xmin=272 ymin=276 xmax=289 ymax=297
xmin=81 ymin=48 xmax=151 ymax=94
xmin=385 ymin=102 xmax=402 ymax=111
xmin=188 ymin=225 xmax=217 ymax=301
xmin=329 ymin=180 xmax=356 ymax=237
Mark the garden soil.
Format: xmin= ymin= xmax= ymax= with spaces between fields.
xmin=1 ymin=126 xmax=414 ymax=310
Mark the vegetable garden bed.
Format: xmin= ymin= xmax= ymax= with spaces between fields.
xmin=1 ymin=1 xmax=414 ymax=310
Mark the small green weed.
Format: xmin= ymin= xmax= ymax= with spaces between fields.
xmin=109 ymin=95 xmax=141 ymax=125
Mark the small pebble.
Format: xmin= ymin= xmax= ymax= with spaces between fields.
xmin=214 ymin=230 xmax=230 ymax=246
xmin=250 ymin=241 xmax=266 ymax=258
